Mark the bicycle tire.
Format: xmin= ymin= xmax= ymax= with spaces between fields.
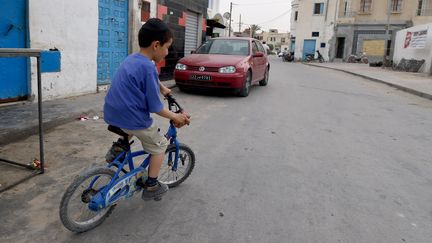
xmin=158 ymin=143 xmax=195 ymax=188
xmin=59 ymin=167 xmax=116 ymax=233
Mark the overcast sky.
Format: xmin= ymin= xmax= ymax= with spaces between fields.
xmin=218 ymin=0 xmax=292 ymax=33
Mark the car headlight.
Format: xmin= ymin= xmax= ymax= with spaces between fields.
xmin=175 ymin=63 xmax=187 ymax=71
xmin=219 ymin=66 xmax=236 ymax=73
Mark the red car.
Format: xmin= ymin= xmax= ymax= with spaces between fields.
xmin=174 ymin=37 xmax=270 ymax=97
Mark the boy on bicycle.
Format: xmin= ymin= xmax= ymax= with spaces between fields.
xmin=103 ymin=18 xmax=190 ymax=200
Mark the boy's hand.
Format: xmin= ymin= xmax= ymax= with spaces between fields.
xmin=173 ymin=112 xmax=191 ymax=128
xmin=160 ymin=84 xmax=171 ymax=96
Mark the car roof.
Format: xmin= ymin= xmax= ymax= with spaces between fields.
xmin=211 ymin=37 xmax=256 ymax=41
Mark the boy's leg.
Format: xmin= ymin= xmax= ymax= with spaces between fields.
xmin=124 ymin=125 xmax=169 ymax=200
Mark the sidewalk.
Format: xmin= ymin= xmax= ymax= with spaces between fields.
xmin=0 ymin=80 xmax=176 ymax=145
xmin=305 ymin=62 xmax=432 ymax=100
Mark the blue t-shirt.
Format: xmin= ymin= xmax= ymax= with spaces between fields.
xmin=104 ymin=53 xmax=163 ymax=130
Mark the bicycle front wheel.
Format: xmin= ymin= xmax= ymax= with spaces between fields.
xmin=59 ymin=167 xmax=116 ymax=233
xmin=158 ymin=143 xmax=195 ymax=188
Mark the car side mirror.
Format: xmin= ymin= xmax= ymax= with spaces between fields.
xmin=253 ymin=52 xmax=264 ymax=57
xmin=190 ymin=50 xmax=196 ymax=54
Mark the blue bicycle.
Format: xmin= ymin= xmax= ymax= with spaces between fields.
xmin=59 ymin=94 xmax=195 ymax=233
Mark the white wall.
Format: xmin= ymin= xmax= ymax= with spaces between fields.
xmin=29 ymin=0 xmax=99 ymax=101
xmin=290 ymin=0 xmax=336 ymax=61
xmin=394 ymin=23 xmax=432 ymax=74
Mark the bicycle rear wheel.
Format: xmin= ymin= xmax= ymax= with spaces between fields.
xmin=158 ymin=143 xmax=195 ymax=188
xmin=59 ymin=167 xmax=116 ymax=233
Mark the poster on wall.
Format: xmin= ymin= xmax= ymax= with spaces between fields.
xmin=404 ymin=28 xmax=428 ymax=49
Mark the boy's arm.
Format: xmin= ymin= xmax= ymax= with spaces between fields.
xmin=156 ymin=108 xmax=191 ymax=127
xmin=159 ymin=81 xmax=171 ymax=96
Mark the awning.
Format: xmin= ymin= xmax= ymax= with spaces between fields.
xmin=207 ymin=19 xmax=225 ymax=29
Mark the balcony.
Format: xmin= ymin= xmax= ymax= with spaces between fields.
xmin=337 ymin=11 xmax=356 ymax=24
xmin=417 ymin=8 xmax=432 ymax=16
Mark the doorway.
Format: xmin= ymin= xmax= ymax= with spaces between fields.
xmin=336 ymin=37 xmax=345 ymax=58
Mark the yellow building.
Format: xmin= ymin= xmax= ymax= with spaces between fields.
xmin=335 ymin=0 xmax=432 ymax=61
xmin=290 ymin=0 xmax=432 ymax=61
xmin=255 ymin=29 xmax=290 ymax=52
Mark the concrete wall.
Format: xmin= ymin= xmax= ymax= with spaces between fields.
xmin=394 ymin=23 xmax=432 ymax=73
xmin=290 ymin=0 xmax=337 ymax=61
xmin=29 ymin=0 xmax=98 ymax=101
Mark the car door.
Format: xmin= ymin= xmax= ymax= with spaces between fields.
xmin=256 ymin=41 xmax=268 ymax=78
xmin=251 ymin=41 xmax=262 ymax=82
xmin=251 ymin=41 xmax=265 ymax=82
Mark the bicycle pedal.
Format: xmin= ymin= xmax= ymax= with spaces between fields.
xmin=154 ymin=197 xmax=162 ymax=201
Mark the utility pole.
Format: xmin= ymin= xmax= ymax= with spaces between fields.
xmin=239 ymin=14 xmax=241 ymax=33
xmin=383 ymin=0 xmax=391 ymax=66
xmin=229 ymin=2 xmax=232 ymax=37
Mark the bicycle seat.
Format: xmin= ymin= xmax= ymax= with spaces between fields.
xmin=108 ymin=125 xmax=129 ymax=139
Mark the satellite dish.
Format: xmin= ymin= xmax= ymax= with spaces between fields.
xmin=223 ymin=12 xmax=230 ymax=19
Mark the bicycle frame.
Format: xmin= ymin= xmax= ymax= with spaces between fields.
xmin=87 ymin=95 xmax=184 ymax=211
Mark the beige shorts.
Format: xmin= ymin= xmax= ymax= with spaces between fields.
xmin=123 ymin=124 xmax=169 ymax=155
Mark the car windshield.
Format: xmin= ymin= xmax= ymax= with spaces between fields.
xmin=195 ymin=39 xmax=249 ymax=56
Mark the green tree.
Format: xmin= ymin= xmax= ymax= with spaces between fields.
xmin=250 ymin=25 xmax=261 ymax=38
xmin=268 ymin=43 xmax=274 ymax=51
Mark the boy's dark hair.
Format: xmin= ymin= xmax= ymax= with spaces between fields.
xmin=138 ymin=18 xmax=173 ymax=48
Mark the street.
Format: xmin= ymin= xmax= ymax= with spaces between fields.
xmin=1 ymin=56 xmax=432 ymax=242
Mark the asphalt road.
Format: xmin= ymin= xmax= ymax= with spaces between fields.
xmin=1 ymin=56 xmax=432 ymax=242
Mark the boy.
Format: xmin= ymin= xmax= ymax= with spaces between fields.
xmin=104 ymin=18 xmax=191 ymax=200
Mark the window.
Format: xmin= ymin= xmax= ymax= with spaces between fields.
xmin=141 ymin=1 xmax=151 ymax=22
xmin=294 ymin=11 xmax=298 ymax=21
xmin=256 ymin=42 xmax=265 ymax=53
xmin=417 ymin=0 xmax=423 ymax=15
xmin=320 ymin=42 xmax=326 ymax=48
xmin=281 ymin=38 xmax=286 ymax=43
xmin=360 ymin=0 xmax=372 ymax=13
xmin=208 ymin=0 xmax=213 ymax=9
xmin=391 ymin=0 xmax=402 ymax=12
xmin=313 ymin=3 xmax=324 ymax=15
xmin=252 ymin=41 xmax=259 ymax=55
xmin=312 ymin=32 xmax=319 ymax=37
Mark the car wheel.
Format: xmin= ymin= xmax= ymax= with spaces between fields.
xmin=259 ymin=67 xmax=269 ymax=86
xmin=177 ymin=84 xmax=187 ymax=92
xmin=238 ymin=71 xmax=251 ymax=97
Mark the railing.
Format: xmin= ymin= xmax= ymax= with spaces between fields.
xmin=338 ymin=11 xmax=357 ymax=18
xmin=417 ymin=8 xmax=432 ymax=16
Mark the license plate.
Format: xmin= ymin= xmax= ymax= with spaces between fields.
xmin=190 ymin=75 xmax=211 ymax=81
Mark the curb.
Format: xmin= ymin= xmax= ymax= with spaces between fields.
xmin=305 ymin=63 xmax=432 ymax=101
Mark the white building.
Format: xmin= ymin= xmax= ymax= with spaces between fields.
xmin=289 ymin=0 xmax=337 ymax=61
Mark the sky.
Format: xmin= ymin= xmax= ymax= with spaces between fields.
xmin=218 ymin=0 xmax=292 ymax=33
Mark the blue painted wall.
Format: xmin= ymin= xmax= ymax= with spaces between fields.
xmin=97 ymin=0 xmax=129 ymax=85
xmin=0 ymin=0 xmax=28 ymax=102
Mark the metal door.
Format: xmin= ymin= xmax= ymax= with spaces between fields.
xmin=184 ymin=12 xmax=199 ymax=57
xmin=97 ymin=0 xmax=129 ymax=85
xmin=0 ymin=0 xmax=28 ymax=102
xmin=303 ymin=39 xmax=316 ymax=60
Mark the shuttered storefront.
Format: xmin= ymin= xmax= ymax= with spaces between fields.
xmin=184 ymin=11 xmax=199 ymax=56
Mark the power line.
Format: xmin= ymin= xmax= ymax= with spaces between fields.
xmin=256 ymin=9 xmax=291 ymax=25
xmin=232 ymin=1 xmax=290 ymax=6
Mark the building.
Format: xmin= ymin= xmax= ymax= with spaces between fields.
xmin=0 ymin=0 xmax=219 ymax=103
xmin=290 ymin=0 xmax=432 ymax=62
xmin=255 ymin=29 xmax=290 ymax=52
xmin=290 ymin=0 xmax=337 ymax=61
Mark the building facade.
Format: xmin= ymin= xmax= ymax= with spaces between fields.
xmin=0 ymin=0 xmax=218 ymax=103
xmin=290 ymin=0 xmax=432 ymax=62
xmin=255 ymin=29 xmax=290 ymax=52
xmin=289 ymin=0 xmax=338 ymax=61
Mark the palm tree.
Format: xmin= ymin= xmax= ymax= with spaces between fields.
xmin=250 ymin=24 xmax=261 ymax=38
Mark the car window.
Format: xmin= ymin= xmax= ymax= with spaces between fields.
xmin=256 ymin=41 xmax=265 ymax=53
xmin=252 ymin=41 xmax=259 ymax=55
xmin=195 ymin=39 xmax=249 ymax=56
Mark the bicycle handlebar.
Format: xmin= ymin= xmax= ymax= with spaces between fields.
xmin=165 ymin=94 xmax=183 ymax=113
